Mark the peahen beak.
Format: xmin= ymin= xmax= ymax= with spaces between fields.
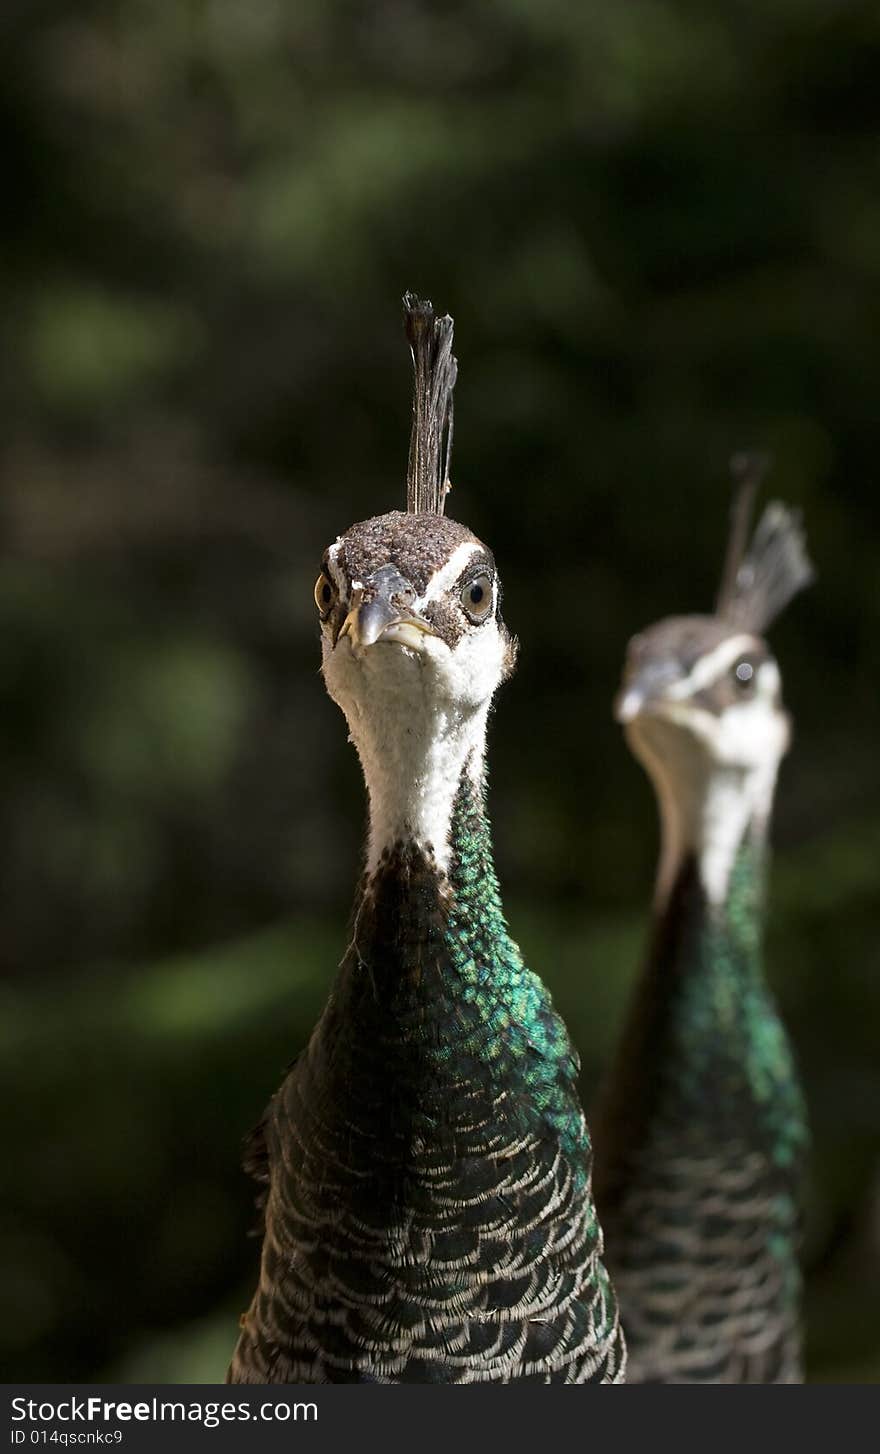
xmin=337 ymin=567 xmax=438 ymax=652
xmin=614 ymin=661 xmax=682 ymax=724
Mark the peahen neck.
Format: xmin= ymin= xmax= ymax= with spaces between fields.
xmin=646 ymin=727 xmax=781 ymax=910
xmin=596 ymin=799 xmax=806 ymax=1189
xmin=330 ymin=759 xmax=588 ymax=1172
xmin=650 ymin=837 xmax=805 ymax=1164
xmin=346 ymin=661 xmax=493 ymax=876
xmin=237 ymin=733 xmax=622 ymax=1383
xmin=592 ymin=781 xmax=807 ymax=1384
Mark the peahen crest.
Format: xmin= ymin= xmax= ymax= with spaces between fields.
xmin=403 ymin=292 xmax=458 ymax=516
xmin=716 ymin=452 xmax=816 ymax=632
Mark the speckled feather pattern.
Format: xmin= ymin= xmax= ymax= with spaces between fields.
xmin=229 ymin=777 xmax=624 ymax=1384
xmin=328 ymin=512 xmax=481 ymax=598
xmin=593 ymin=844 xmax=807 ymax=1383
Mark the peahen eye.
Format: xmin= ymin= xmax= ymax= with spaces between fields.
xmin=460 ymin=573 xmax=493 ymax=623
xmin=733 ymin=658 xmax=755 ymax=691
xmin=314 ymin=573 xmax=337 ymax=616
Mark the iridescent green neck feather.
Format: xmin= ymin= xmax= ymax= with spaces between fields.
xmin=442 ymin=778 xmax=593 ymax=1168
xmin=654 ymin=841 xmax=805 ymax=1166
xmin=593 ymin=832 xmax=807 ymax=1383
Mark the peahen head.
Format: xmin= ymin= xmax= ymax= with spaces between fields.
xmin=615 ymin=455 xmax=814 ymax=904
xmin=316 ymin=295 xmax=516 ymax=876
xmin=318 ymin=511 xmax=513 ymax=696
xmin=616 ymin=615 xmax=790 ymax=782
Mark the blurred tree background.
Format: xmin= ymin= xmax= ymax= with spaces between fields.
xmin=2 ymin=0 xmax=879 ymax=1383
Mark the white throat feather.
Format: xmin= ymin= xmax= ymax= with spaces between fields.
xmin=627 ymin=670 xmax=789 ymax=908
xmin=322 ymin=617 xmax=507 ymax=877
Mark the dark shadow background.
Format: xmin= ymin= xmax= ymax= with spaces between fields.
xmin=2 ymin=1 xmax=879 ymax=1382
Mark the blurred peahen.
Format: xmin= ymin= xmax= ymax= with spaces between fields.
xmin=592 ymin=456 xmax=814 ymax=1383
xmin=228 ymin=296 xmax=625 ymax=1384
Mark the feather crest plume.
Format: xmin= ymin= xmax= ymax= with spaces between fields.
xmin=716 ymin=452 xmax=815 ymax=632
xmin=403 ymin=292 xmax=457 ymax=516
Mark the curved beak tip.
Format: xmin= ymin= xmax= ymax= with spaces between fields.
xmin=337 ymin=599 xmax=437 ymax=653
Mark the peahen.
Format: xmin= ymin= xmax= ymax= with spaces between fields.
xmin=592 ymin=455 xmax=814 ymax=1383
xmin=227 ymin=295 xmax=625 ymax=1384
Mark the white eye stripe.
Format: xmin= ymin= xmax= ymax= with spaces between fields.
xmin=324 ymin=538 xmax=495 ymax=615
xmin=667 ymin=633 xmax=762 ymax=699
xmin=415 ymin=541 xmax=483 ymax=606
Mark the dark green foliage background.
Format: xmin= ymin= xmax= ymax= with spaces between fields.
xmin=2 ymin=1 xmax=878 ymax=1381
